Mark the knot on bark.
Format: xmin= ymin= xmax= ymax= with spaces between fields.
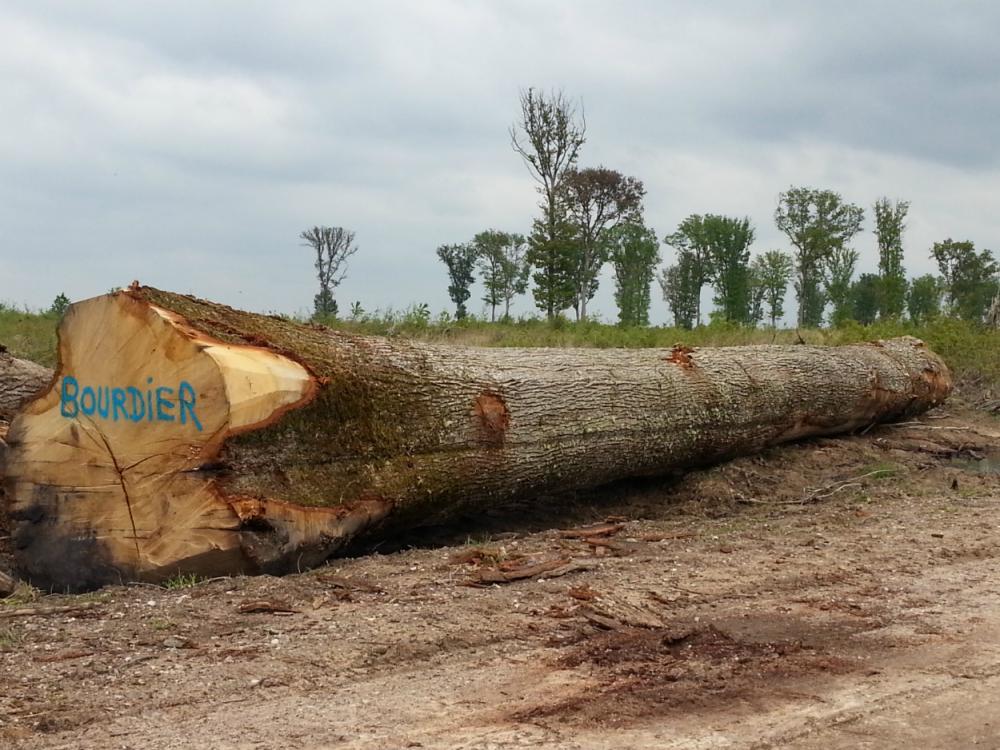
xmin=473 ymin=392 xmax=510 ymax=445
xmin=666 ymin=345 xmax=696 ymax=369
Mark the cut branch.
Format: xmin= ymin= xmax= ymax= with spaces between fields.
xmin=4 ymin=288 xmax=953 ymax=591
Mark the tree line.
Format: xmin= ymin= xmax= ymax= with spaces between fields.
xmin=432 ymin=89 xmax=1000 ymax=329
xmin=297 ymin=88 xmax=999 ymax=329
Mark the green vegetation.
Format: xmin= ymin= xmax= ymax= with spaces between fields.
xmin=0 ymin=303 xmax=60 ymax=367
xmin=609 ymin=222 xmax=660 ymax=327
xmin=288 ymin=91 xmax=998 ymax=337
xmin=473 ymin=230 xmax=530 ymax=322
xmin=751 ymin=250 xmax=794 ymax=328
xmin=0 ymin=581 xmax=42 ymax=608
xmin=162 ymin=572 xmax=206 ymax=590
xmin=663 ymin=214 xmax=713 ymax=326
xmin=874 ymin=197 xmax=910 ymax=319
xmin=702 ymin=215 xmax=756 ymax=325
xmin=774 ymin=187 xmax=865 ymax=327
xmin=859 ymin=462 xmax=905 ymax=480
xmin=435 ymin=243 xmax=478 ymax=320
xmin=908 ymin=274 xmax=943 ymax=324
xmin=416 ymin=92 xmax=1000 ymax=333
xmin=850 ymin=274 xmax=882 ymax=325
xmin=932 ymin=239 xmax=999 ymax=322
xmin=0 ymin=625 xmax=24 ymax=650
xmin=824 ymin=246 xmax=860 ymax=326
xmin=658 ymin=253 xmax=700 ymax=330
xmin=561 ymin=166 xmax=645 ymax=320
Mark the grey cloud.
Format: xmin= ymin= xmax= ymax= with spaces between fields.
xmin=1 ymin=1 xmax=998 ymax=323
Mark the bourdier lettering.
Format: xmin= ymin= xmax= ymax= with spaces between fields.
xmin=59 ymin=375 xmax=203 ymax=431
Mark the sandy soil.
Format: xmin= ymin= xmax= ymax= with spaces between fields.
xmin=1 ymin=401 xmax=999 ymax=749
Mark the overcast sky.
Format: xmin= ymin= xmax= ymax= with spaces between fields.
xmin=2 ymin=1 xmax=998 ymax=322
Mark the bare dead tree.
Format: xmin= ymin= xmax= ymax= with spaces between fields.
xmin=510 ymin=88 xmax=586 ymax=318
xmin=510 ymin=88 xmax=586 ymax=200
xmin=300 ymin=226 xmax=358 ymax=318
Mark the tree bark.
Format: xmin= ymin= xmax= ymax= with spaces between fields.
xmin=0 ymin=350 xmax=53 ymax=422
xmin=0 ymin=352 xmax=51 ymax=596
xmin=4 ymin=287 xmax=952 ymax=591
xmin=0 ymin=568 xmax=15 ymax=598
xmin=0 ymin=349 xmax=53 ymax=514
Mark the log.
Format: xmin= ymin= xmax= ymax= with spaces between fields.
xmin=0 ymin=349 xmax=53 ymax=422
xmin=3 ymin=287 xmax=952 ymax=590
xmin=0 ymin=568 xmax=15 ymax=598
xmin=0 ymin=352 xmax=53 ymax=583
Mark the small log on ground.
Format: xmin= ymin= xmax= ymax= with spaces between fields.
xmin=0 ymin=568 xmax=16 ymax=598
xmin=1 ymin=352 xmax=53 ymax=585
xmin=0 ymin=350 xmax=53 ymax=422
xmin=4 ymin=287 xmax=952 ymax=590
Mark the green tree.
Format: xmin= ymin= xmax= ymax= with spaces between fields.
xmin=751 ymin=250 xmax=793 ymax=328
xmin=747 ymin=269 xmax=766 ymax=327
xmin=874 ymin=197 xmax=909 ymax=319
xmin=774 ymin=187 xmax=864 ymax=327
xmin=850 ymin=273 xmax=882 ymax=325
xmin=526 ymin=215 xmax=578 ymax=317
xmin=664 ymin=216 xmax=712 ymax=325
xmin=702 ymin=215 xmax=755 ymax=324
xmin=436 ymin=243 xmax=478 ymax=319
xmin=907 ymin=274 xmax=942 ymax=325
xmin=511 ymin=88 xmax=586 ymax=319
xmin=562 ymin=167 xmax=645 ymax=320
xmin=473 ymin=230 xmax=530 ymax=321
xmin=49 ymin=293 xmax=70 ymax=317
xmin=608 ymin=222 xmax=660 ymax=326
xmin=824 ymin=246 xmax=860 ymax=326
xmin=931 ymin=239 xmax=999 ymax=321
xmin=659 ymin=254 xmax=700 ymax=330
xmin=301 ymin=226 xmax=358 ymax=318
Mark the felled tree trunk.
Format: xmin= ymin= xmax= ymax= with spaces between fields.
xmin=0 ymin=350 xmax=53 ymax=422
xmin=0 ymin=348 xmax=53 ymax=481
xmin=4 ymin=287 xmax=952 ymax=590
xmin=0 ymin=351 xmax=53 ymax=592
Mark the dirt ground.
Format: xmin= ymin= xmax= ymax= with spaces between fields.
xmin=1 ymin=398 xmax=999 ymax=749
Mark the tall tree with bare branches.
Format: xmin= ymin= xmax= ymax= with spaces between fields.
xmin=300 ymin=226 xmax=358 ymax=318
xmin=511 ymin=88 xmax=586 ymax=319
